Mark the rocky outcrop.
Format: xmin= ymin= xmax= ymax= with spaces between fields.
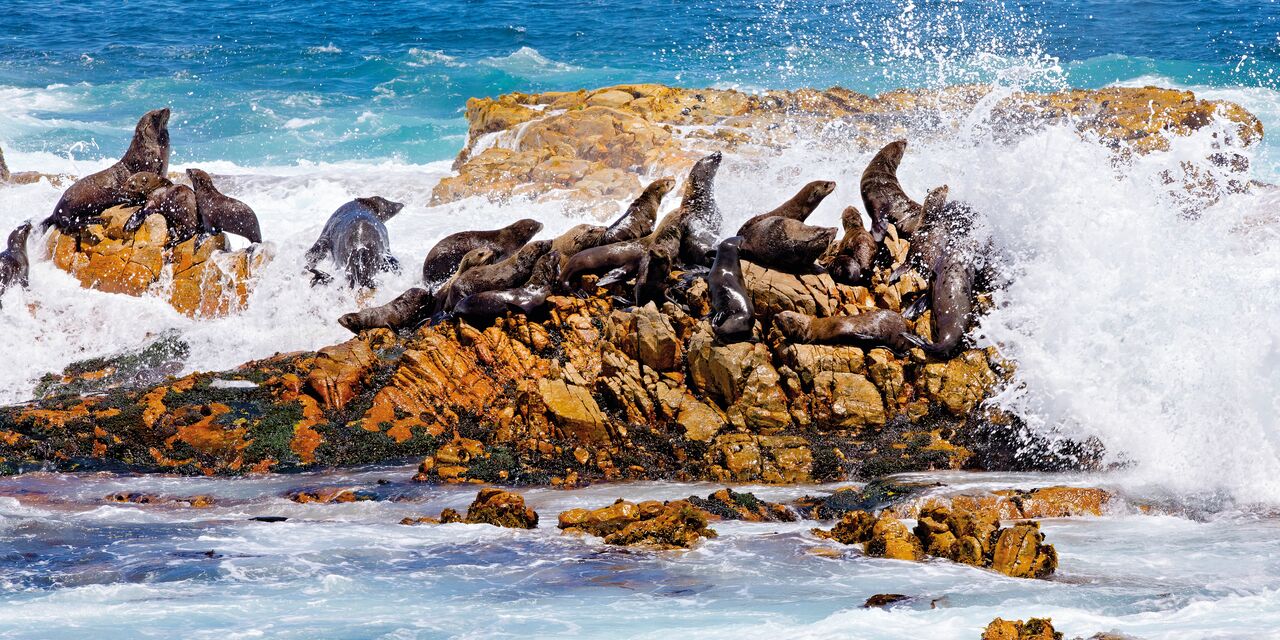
xmin=400 ymin=508 xmax=462 ymax=525
xmin=105 ymin=492 xmax=215 ymax=507
xmin=892 ymin=486 xmax=1114 ymax=520
xmin=982 ymin=618 xmax=1063 ymax=640
xmin=437 ymin=84 xmax=1262 ymax=206
xmin=686 ymin=488 xmax=796 ymax=522
xmin=287 ymin=487 xmax=378 ymax=504
xmin=463 ymin=488 xmax=538 ymax=528
xmin=558 ymin=498 xmax=717 ymax=549
xmin=44 ymin=205 xmax=270 ymax=318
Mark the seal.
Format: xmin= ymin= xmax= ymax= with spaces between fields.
xmin=603 ymin=176 xmax=676 ymax=244
xmin=421 ymin=218 xmax=542 ymax=285
xmin=455 ymin=250 xmax=561 ymax=318
xmin=440 ymin=240 xmax=552 ymax=311
xmin=737 ymin=180 xmax=836 ymax=231
xmin=902 ymin=257 xmax=975 ymax=359
xmin=737 ymin=215 xmax=837 ymax=273
xmin=0 ymin=222 xmax=32 ymax=305
xmin=559 ymin=240 xmax=648 ymax=292
xmin=186 ymin=168 xmax=263 ymax=244
xmin=708 ymin=236 xmax=754 ymax=343
xmin=632 ymin=245 xmax=674 ymax=307
xmin=861 ymin=140 xmax=927 ymax=240
xmin=888 ymin=186 xmax=954 ymax=284
xmin=304 ymin=196 xmax=404 ymax=288
xmin=121 ymin=171 xmax=172 ymax=201
xmin=774 ymin=309 xmax=920 ymax=354
xmin=124 ymin=184 xmax=200 ymax=246
xmin=675 ymin=152 xmax=723 ymax=266
xmin=338 ymin=287 xmax=434 ymax=334
xmin=550 ymin=223 xmax=608 ymax=267
xmin=826 ymin=206 xmax=879 ymax=286
xmin=41 ymin=108 xmax=171 ymax=242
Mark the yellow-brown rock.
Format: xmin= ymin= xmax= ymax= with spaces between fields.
xmin=561 ymin=498 xmax=716 ymax=549
xmin=991 ymin=522 xmax=1058 ymax=579
xmin=812 ymin=509 xmax=878 ymax=545
xmin=463 ymin=488 xmax=539 ymax=529
xmin=864 ymin=513 xmax=926 ymax=561
xmin=981 ymin=617 xmax=1063 ymax=640
xmin=287 ymin=487 xmax=377 ymax=504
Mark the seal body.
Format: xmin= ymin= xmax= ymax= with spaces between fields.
xmin=42 ymin=108 xmax=171 ymax=237
xmin=560 ymin=240 xmax=647 ymax=292
xmin=441 ymin=240 xmax=552 ymax=311
xmin=305 ymin=197 xmax=404 ymax=288
xmin=455 ymin=250 xmax=561 ymax=318
xmin=737 ymin=180 xmax=836 ymax=231
xmin=550 ymin=223 xmax=608 ymax=267
xmin=187 ymin=168 xmax=262 ymax=244
xmin=603 ymin=177 xmax=675 ymax=244
xmin=421 ymin=218 xmax=542 ymax=285
xmin=338 ymin=287 xmax=434 ymax=334
xmin=124 ymin=184 xmax=200 ymax=246
xmin=737 ymin=216 xmax=837 ymax=273
xmin=0 ymin=222 xmax=32 ymax=305
xmin=708 ymin=236 xmax=754 ymax=342
xmin=775 ymin=309 xmax=919 ymax=354
xmin=675 ymin=152 xmax=723 ymax=266
xmin=632 ymin=246 xmax=673 ymax=307
xmin=861 ymin=140 xmax=924 ymax=240
xmin=827 ymin=206 xmax=880 ymax=286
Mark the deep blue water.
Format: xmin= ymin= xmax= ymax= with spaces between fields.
xmin=0 ymin=0 xmax=1276 ymax=165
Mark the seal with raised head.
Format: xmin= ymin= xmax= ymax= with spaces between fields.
xmin=903 ymin=252 xmax=976 ymax=360
xmin=559 ymin=240 xmax=647 ymax=293
xmin=0 ymin=222 xmax=33 ymax=305
xmin=737 ymin=216 xmax=837 ymax=273
xmin=455 ymin=249 xmax=561 ymax=318
xmin=338 ymin=287 xmax=434 ymax=335
xmin=122 ymin=171 xmax=172 ymax=201
xmin=675 ymin=152 xmax=723 ymax=266
xmin=41 ymin=108 xmax=171 ymax=240
xmin=305 ymin=196 xmax=404 ymax=288
xmin=737 ymin=180 xmax=836 ymax=231
xmin=124 ymin=183 xmax=200 ymax=246
xmin=603 ymin=176 xmax=676 ymax=244
xmin=826 ymin=206 xmax=880 ymax=286
xmin=187 ymin=168 xmax=263 ymax=244
xmin=708 ymin=236 xmax=754 ymax=343
xmin=888 ymin=186 xmax=954 ymax=284
xmin=421 ymin=218 xmax=542 ymax=285
xmin=774 ymin=309 xmax=920 ymax=354
xmin=440 ymin=240 xmax=552 ymax=311
xmin=861 ymin=140 xmax=928 ymax=240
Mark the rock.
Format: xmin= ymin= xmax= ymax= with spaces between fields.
xmin=685 ymin=488 xmax=796 ymax=522
xmin=463 ymin=488 xmax=538 ymax=529
xmin=400 ymin=508 xmax=463 ymax=525
xmin=799 ymin=479 xmax=943 ymax=519
xmin=893 ymin=486 xmax=1114 ymax=521
xmin=560 ymin=498 xmax=717 ymax=549
xmin=990 ymin=521 xmax=1058 ymax=578
xmin=862 ymin=594 xmax=911 ymax=609
xmin=105 ymin=492 xmax=215 ymax=507
xmin=981 ymin=617 xmax=1063 ymax=640
xmin=538 ymin=379 xmax=612 ymax=444
xmin=812 ymin=510 xmax=877 ymax=545
xmin=864 ymin=513 xmax=926 ymax=561
xmin=287 ymin=487 xmax=378 ymax=504
xmin=35 ymin=330 xmax=189 ymax=398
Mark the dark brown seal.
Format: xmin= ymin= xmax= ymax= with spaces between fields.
xmin=304 ymin=196 xmax=404 ymax=288
xmin=454 ymin=250 xmax=561 ymax=318
xmin=904 ymin=252 xmax=975 ymax=359
xmin=708 ymin=236 xmax=754 ymax=343
xmin=421 ymin=218 xmax=542 ymax=285
xmin=41 ymin=108 xmax=171 ymax=240
xmin=632 ymin=245 xmax=674 ymax=307
xmin=602 ymin=176 xmax=676 ymax=244
xmin=826 ymin=206 xmax=879 ymax=286
xmin=737 ymin=216 xmax=837 ymax=273
xmin=338 ymin=287 xmax=435 ymax=334
xmin=122 ymin=171 xmax=172 ymax=201
xmin=440 ymin=240 xmax=552 ymax=311
xmin=774 ymin=309 xmax=920 ymax=354
xmin=550 ymin=224 xmax=608 ymax=267
xmin=737 ymin=180 xmax=836 ymax=232
xmin=674 ymin=152 xmax=723 ymax=266
xmin=861 ymin=140 xmax=926 ymax=240
xmin=889 ymin=185 xmax=953 ymax=284
xmin=0 ymin=222 xmax=32 ymax=305
xmin=559 ymin=240 xmax=648 ymax=292
xmin=187 ymin=169 xmax=262 ymax=244
xmin=124 ymin=184 xmax=200 ymax=246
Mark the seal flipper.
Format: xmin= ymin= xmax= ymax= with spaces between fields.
xmin=309 ymin=268 xmax=334 ymax=287
xmin=902 ymin=292 xmax=930 ymax=320
xmin=594 ymin=266 xmax=632 ymax=288
xmin=381 ymin=254 xmax=402 ymax=274
xmin=303 ymin=237 xmax=331 ymax=271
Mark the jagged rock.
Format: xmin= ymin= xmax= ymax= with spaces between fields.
xmin=105 ymin=492 xmax=215 ymax=507
xmin=35 ymin=330 xmax=189 ymax=398
xmin=812 ymin=510 xmax=877 ymax=544
xmin=991 ymin=521 xmax=1058 ymax=578
xmin=560 ymin=498 xmax=717 ymax=549
xmin=463 ymin=488 xmax=538 ymax=529
xmin=45 ymin=205 xmax=271 ymax=318
xmin=982 ymin=617 xmax=1063 ymax=640
xmin=287 ymin=487 xmax=378 ymax=504
xmin=913 ymin=503 xmax=1058 ymax=578
xmin=401 ymin=508 xmax=463 ymax=525
xmin=686 ymin=488 xmax=796 ymax=522
xmin=894 ymin=486 xmax=1114 ymax=520
xmin=864 ymin=513 xmax=926 ymax=561
xmin=862 ymin=594 xmax=911 ymax=609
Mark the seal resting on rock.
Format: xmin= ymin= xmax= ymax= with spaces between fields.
xmin=187 ymin=168 xmax=262 ymax=244
xmin=738 ymin=180 xmax=836 ymax=230
xmin=305 ymin=196 xmax=404 ymax=288
xmin=774 ymin=309 xmax=920 ymax=354
xmin=826 ymin=206 xmax=880 ymax=286
xmin=674 ymin=152 xmax=723 ymax=266
xmin=124 ymin=184 xmax=200 ymax=246
xmin=440 ymin=240 xmax=552 ymax=311
xmin=861 ymin=140 xmax=929 ymax=240
xmin=603 ymin=176 xmax=675 ymax=244
xmin=737 ymin=216 xmax=836 ymax=273
xmin=708 ymin=236 xmax=754 ymax=343
xmin=338 ymin=287 xmax=434 ymax=334
xmin=41 ymin=108 xmax=171 ymax=243
xmin=421 ymin=218 xmax=542 ymax=285
xmin=0 ymin=222 xmax=32 ymax=305
xmin=455 ymin=250 xmax=561 ymax=318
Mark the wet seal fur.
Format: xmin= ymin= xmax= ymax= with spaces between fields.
xmin=125 ymin=183 xmax=199 ymax=246
xmin=861 ymin=140 xmax=926 ymax=240
xmin=338 ymin=287 xmax=435 ymax=334
xmin=708 ymin=236 xmax=754 ymax=343
xmin=455 ymin=249 xmax=561 ymax=318
xmin=187 ymin=168 xmax=262 ymax=244
xmin=674 ymin=152 xmax=723 ymax=266
xmin=422 ymin=218 xmax=542 ymax=285
xmin=737 ymin=180 xmax=836 ymax=230
xmin=774 ymin=309 xmax=920 ymax=354
xmin=42 ymin=108 xmax=171 ymax=241
xmin=0 ymin=222 xmax=33 ymax=305
xmin=549 ymin=177 xmax=676 ymax=268
xmin=826 ymin=206 xmax=880 ymax=286
xmin=305 ymin=196 xmax=404 ymax=288
xmin=440 ymin=240 xmax=552 ymax=311
xmin=737 ymin=216 xmax=837 ymax=273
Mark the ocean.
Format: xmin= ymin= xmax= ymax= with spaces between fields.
xmin=1 ymin=1 xmax=1279 ymax=637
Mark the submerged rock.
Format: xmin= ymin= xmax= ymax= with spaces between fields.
xmin=981 ymin=617 xmax=1063 ymax=640
xmin=558 ymin=498 xmax=717 ymax=549
xmin=463 ymin=488 xmax=538 ymax=529
xmin=287 ymin=487 xmax=378 ymax=504
xmin=685 ymin=488 xmax=796 ymax=522
xmin=105 ymin=492 xmax=215 ymax=508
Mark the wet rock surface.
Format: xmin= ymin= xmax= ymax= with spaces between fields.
xmin=558 ymin=498 xmax=718 ymax=549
